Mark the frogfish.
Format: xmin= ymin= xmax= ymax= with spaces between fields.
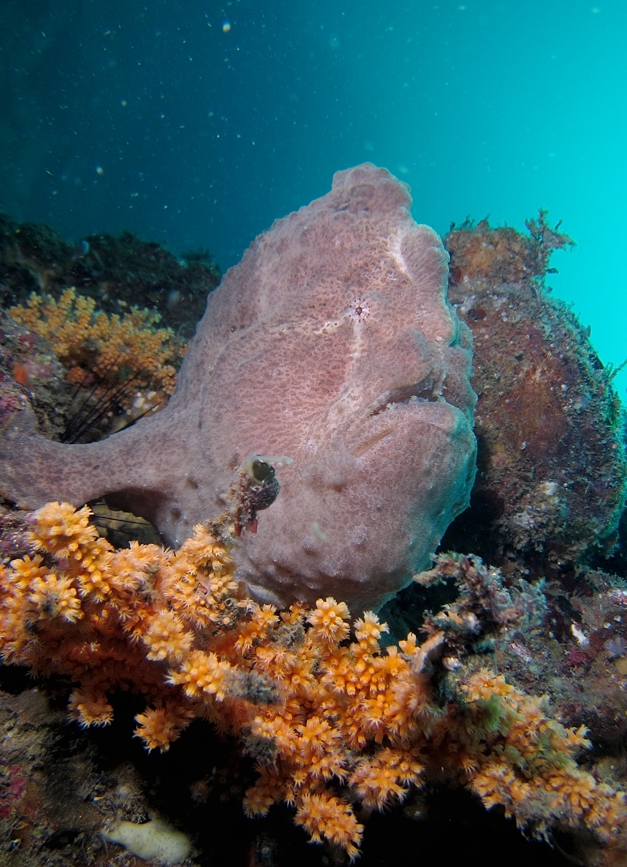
xmin=0 ymin=164 xmax=477 ymax=612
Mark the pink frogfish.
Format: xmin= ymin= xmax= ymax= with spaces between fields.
xmin=0 ymin=164 xmax=476 ymax=612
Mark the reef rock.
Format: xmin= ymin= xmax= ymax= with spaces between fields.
xmin=0 ymin=164 xmax=476 ymax=611
xmin=442 ymin=217 xmax=626 ymax=574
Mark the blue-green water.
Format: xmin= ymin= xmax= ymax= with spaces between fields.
xmin=1 ymin=0 xmax=626 ymax=395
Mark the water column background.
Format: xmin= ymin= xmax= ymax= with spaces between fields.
xmin=1 ymin=0 xmax=625 ymax=396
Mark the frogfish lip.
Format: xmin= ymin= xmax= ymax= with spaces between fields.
xmin=368 ymin=378 xmax=438 ymax=418
xmin=346 ymin=378 xmax=453 ymax=458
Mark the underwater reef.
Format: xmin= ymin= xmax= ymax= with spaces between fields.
xmin=0 ymin=213 xmax=220 ymax=339
xmin=0 ymin=167 xmax=626 ymax=866
xmin=442 ymin=215 xmax=626 ymax=573
xmin=0 ymin=503 xmax=625 ymax=865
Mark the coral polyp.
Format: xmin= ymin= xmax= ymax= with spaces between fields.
xmin=1 ymin=502 xmax=626 ymax=861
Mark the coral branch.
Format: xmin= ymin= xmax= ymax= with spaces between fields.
xmin=0 ymin=503 xmax=625 ymax=859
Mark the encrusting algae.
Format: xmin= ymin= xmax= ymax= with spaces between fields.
xmin=1 ymin=502 xmax=626 ymax=861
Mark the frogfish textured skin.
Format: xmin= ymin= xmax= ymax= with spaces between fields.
xmin=0 ymin=164 xmax=476 ymax=611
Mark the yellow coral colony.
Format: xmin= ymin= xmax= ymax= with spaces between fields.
xmin=0 ymin=502 xmax=625 ymax=860
xmin=9 ymin=288 xmax=183 ymax=399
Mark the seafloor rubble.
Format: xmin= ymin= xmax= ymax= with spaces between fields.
xmin=0 ymin=213 xmax=625 ymax=867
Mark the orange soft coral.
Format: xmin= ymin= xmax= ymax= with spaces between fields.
xmin=8 ymin=289 xmax=185 ymax=430
xmin=454 ymin=669 xmax=627 ymax=842
xmin=9 ymin=288 xmax=182 ymax=390
xmin=1 ymin=502 xmax=626 ymax=861
xmin=295 ymin=792 xmax=363 ymax=861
